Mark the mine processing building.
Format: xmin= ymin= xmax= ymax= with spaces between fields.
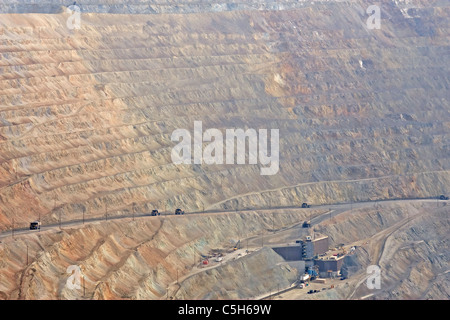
xmin=273 ymin=235 xmax=341 ymax=277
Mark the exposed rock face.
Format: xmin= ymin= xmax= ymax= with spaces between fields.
xmin=0 ymin=1 xmax=448 ymax=300
xmin=1 ymin=202 xmax=447 ymax=300
xmin=0 ymin=209 xmax=312 ymax=299
xmin=315 ymin=201 xmax=449 ymax=300
xmin=173 ymin=246 xmax=298 ymax=300
xmin=0 ymin=0 xmax=448 ymax=231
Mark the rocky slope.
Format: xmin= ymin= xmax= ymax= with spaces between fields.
xmin=0 ymin=0 xmax=448 ymax=232
xmin=0 ymin=208 xmax=314 ymax=299
xmin=1 ymin=201 xmax=447 ymax=300
xmin=0 ymin=0 xmax=448 ymax=300
xmin=172 ymin=246 xmax=298 ymax=300
xmin=313 ymin=201 xmax=449 ymax=300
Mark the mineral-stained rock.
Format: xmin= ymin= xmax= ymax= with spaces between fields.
xmin=0 ymin=0 xmax=448 ymax=299
xmin=0 ymin=1 xmax=448 ymax=230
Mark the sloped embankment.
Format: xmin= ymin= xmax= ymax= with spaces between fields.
xmin=173 ymin=246 xmax=297 ymax=300
xmin=315 ymin=202 xmax=449 ymax=300
xmin=0 ymin=208 xmax=313 ymax=299
xmin=0 ymin=1 xmax=449 ymax=231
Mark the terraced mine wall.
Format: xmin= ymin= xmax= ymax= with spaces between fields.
xmin=314 ymin=201 xmax=449 ymax=299
xmin=0 ymin=1 xmax=449 ymax=232
xmin=0 ymin=200 xmax=448 ymax=299
xmin=173 ymin=246 xmax=298 ymax=300
xmin=0 ymin=209 xmax=311 ymax=299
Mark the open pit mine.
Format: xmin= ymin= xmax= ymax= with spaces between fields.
xmin=0 ymin=0 xmax=449 ymax=301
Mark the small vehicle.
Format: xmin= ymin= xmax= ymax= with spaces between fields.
xmin=151 ymin=209 xmax=160 ymax=216
xmin=301 ymin=203 xmax=311 ymax=208
xmin=175 ymin=208 xmax=185 ymax=215
xmin=29 ymin=221 xmax=40 ymax=230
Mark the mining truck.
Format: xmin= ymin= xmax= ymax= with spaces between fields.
xmin=29 ymin=221 xmax=41 ymax=230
